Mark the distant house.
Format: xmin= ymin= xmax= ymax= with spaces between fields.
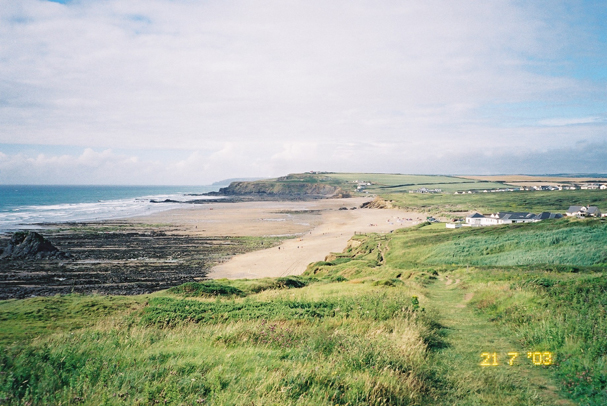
xmin=566 ymin=206 xmax=602 ymax=217
xmin=466 ymin=213 xmax=486 ymax=226
xmin=535 ymin=212 xmax=564 ymax=220
xmin=465 ymin=211 xmax=562 ymax=226
xmin=409 ymin=188 xmax=441 ymax=194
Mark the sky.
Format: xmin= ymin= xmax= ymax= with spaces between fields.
xmin=1 ymin=0 xmax=606 ymax=185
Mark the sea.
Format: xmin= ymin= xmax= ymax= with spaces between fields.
xmin=0 ymin=185 xmax=221 ymax=232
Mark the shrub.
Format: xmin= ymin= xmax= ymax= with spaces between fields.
xmin=167 ymin=282 xmax=244 ymax=297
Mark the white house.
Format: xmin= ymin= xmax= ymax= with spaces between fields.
xmin=465 ymin=211 xmax=562 ymax=226
xmin=566 ymin=206 xmax=602 ymax=217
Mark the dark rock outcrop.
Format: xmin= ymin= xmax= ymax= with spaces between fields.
xmin=0 ymin=231 xmax=71 ymax=260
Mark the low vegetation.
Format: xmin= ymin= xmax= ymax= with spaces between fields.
xmin=3 ymin=210 xmax=607 ymax=404
xmin=304 ymin=218 xmax=607 ymax=404
xmin=0 ymin=284 xmax=440 ymax=405
xmin=467 ymin=271 xmax=607 ymax=405
xmin=0 ymin=294 xmax=145 ymax=345
xmin=326 ymin=173 xmax=506 ymax=193
xmin=382 ymin=189 xmax=607 ymax=216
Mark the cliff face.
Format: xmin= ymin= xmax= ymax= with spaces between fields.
xmin=217 ymin=181 xmax=349 ymax=198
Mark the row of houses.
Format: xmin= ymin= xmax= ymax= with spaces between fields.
xmin=453 ymin=205 xmax=603 ymax=228
xmin=454 ymin=184 xmax=607 ymax=194
xmin=409 ymin=188 xmax=442 ymax=194
xmin=352 ymin=180 xmax=373 ymax=193
xmin=580 ymin=184 xmax=607 ymax=190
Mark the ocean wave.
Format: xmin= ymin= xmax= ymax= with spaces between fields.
xmin=0 ymin=193 xmax=215 ymax=231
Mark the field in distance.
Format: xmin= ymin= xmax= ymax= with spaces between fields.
xmin=324 ymin=173 xmax=506 ymax=193
xmin=459 ymin=174 xmax=607 ymax=187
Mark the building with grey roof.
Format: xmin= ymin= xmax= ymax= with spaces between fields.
xmin=566 ymin=206 xmax=601 ymax=217
xmin=465 ymin=211 xmax=562 ymax=226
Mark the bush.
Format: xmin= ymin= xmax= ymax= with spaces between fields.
xmin=275 ymin=276 xmax=307 ymax=289
xmin=167 ymin=282 xmax=244 ymax=297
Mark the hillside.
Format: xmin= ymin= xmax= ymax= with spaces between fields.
xmin=209 ymin=173 xmax=607 ymax=217
xmin=306 ymin=218 xmax=607 ymax=405
xmin=210 ymin=172 xmax=509 ymax=199
xmin=4 ymin=217 xmax=607 ymax=404
xmin=212 ymin=173 xmax=350 ymax=198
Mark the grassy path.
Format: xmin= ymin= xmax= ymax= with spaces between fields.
xmin=425 ymin=276 xmax=574 ymax=406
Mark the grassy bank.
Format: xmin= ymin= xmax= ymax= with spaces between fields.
xmin=382 ymin=189 xmax=607 ymax=216
xmin=466 ymin=271 xmax=607 ymax=405
xmin=3 ymin=217 xmax=607 ymax=404
xmin=0 ymin=279 xmax=443 ymax=405
xmin=305 ymin=218 xmax=607 ymax=404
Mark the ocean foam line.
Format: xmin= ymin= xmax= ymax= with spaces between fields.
xmin=0 ymin=193 xmax=201 ymax=231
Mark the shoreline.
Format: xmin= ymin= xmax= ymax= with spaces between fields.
xmin=0 ymin=197 xmax=426 ymax=298
xmin=131 ymin=197 xmax=425 ymax=279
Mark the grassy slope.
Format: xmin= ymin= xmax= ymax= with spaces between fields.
xmin=0 ymin=295 xmax=146 ymax=345
xmin=383 ymin=189 xmax=607 ymax=216
xmin=1 ymin=279 xmax=442 ymax=405
xmin=220 ymin=172 xmax=607 ymax=209
xmin=306 ymin=218 xmax=607 ymax=404
xmin=426 ymin=279 xmax=574 ymax=406
xmin=3 ymin=201 xmax=607 ymax=404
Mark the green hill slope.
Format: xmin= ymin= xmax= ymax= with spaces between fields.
xmin=3 ymin=218 xmax=607 ymax=405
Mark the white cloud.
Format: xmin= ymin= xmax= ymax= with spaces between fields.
xmin=538 ymin=117 xmax=603 ymax=126
xmin=0 ymin=0 xmax=605 ymax=182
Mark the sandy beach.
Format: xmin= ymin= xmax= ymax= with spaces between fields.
xmin=132 ymin=197 xmax=425 ymax=279
xmin=0 ymin=197 xmax=425 ymax=298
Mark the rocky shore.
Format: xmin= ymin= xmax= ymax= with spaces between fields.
xmin=0 ymin=223 xmax=274 ymax=299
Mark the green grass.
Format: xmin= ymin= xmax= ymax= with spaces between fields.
xmin=3 ymin=217 xmax=607 ymax=404
xmin=416 ymin=220 xmax=607 ymax=267
xmin=141 ymin=291 xmax=417 ymax=327
xmin=0 ymin=284 xmax=441 ymax=405
xmin=0 ymin=295 xmax=144 ymax=345
xmin=303 ymin=219 xmax=607 ymax=404
xmin=326 ymin=173 xmax=506 ymax=193
xmin=425 ymin=277 xmax=570 ymax=405
xmin=383 ymin=189 xmax=607 ymax=216
xmin=466 ymin=272 xmax=607 ymax=405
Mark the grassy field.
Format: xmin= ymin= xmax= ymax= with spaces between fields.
xmin=326 ymin=173 xmax=506 ymax=193
xmin=2 ymin=215 xmax=607 ymax=404
xmin=273 ymin=172 xmax=607 ymax=214
xmin=0 ymin=283 xmax=440 ymax=405
xmin=382 ymin=189 xmax=607 ymax=216
xmin=460 ymin=175 xmax=607 ymax=185
xmin=0 ymin=295 xmax=147 ymax=345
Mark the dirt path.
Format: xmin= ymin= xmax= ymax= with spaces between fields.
xmin=426 ymin=276 xmax=574 ymax=405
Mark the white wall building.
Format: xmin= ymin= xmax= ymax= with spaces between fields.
xmin=465 ymin=212 xmax=562 ymax=226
